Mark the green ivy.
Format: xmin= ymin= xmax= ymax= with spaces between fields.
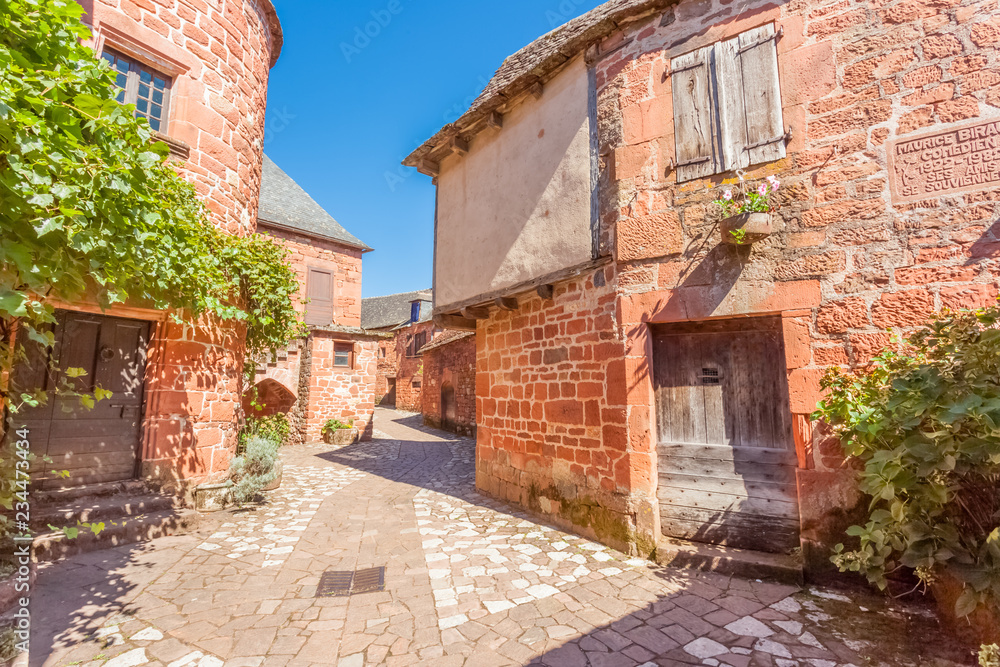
xmin=814 ymin=303 xmax=1000 ymax=620
xmin=0 ymin=0 xmax=303 ymax=530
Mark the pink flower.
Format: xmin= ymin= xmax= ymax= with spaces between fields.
xmin=723 ymin=190 xmax=733 ymax=201
xmin=757 ymin=183 xmax=768 ymax=196
xmin=767 ymin=175 xmax=781 ymax=189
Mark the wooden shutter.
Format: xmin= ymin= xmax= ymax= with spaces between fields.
xmin=671 ymin=46 xmax=718 ymax=183
xmin=736 ymin=24 xmax=785 ymax=166
xmin=714 ymin=35 xmax=749 ymax=172
xmin=305 ymin=268 xmax=334 ymax=326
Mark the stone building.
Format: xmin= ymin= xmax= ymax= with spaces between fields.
xmin=250 ymin=156 xmax=380 ymax=443
xmin=14 ymin=0 xmax=283 ymax=493
xmin=421 ymin=331 xmax=477 ymax=437
xmin=406 ymin=0 xmax=1000 ymax=578
xmin=361 ymin=290 xmax=434 ymax=411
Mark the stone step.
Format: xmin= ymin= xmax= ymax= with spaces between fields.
xmin=655 ymin=537 xmax=804 ymax=586
xmin=30 ymin=508 xmax=200 ymax=563
xmin=30 ymin=493 xmax=183 ymax=531
xmin=31 ymin=479 xmax=150 ymax=505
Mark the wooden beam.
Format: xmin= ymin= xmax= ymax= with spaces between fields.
xmin=536 ymin=284 xmax=554 ymax=300
xmin=528 ymin=82 xmax=543 ymax=100
xmin=461 ymin=306 xmax=490 ymax=320
xmin=450 ymin=136 xmax=470 ymax=157
xmin=495 ymin=297 xmax=518 ymax=311
xmin=418 ymin=159 xmax=439 ymax=177
xmin=487 ymin=111 xmax=503 ymax=130
xmin=434 ymin=314 xmax=477 ymax=332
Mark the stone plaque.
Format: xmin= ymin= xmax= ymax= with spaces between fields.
xmin=888 ymin=118 xmax=1000 ymax=203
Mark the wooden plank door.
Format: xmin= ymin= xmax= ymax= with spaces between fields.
xmin=652 ymin=318 xmax=799 ymax=553
xmin=10 ymin=311 xmax=150 ymax=489
xmin=305 ymin=268 xmax=334 ymax=327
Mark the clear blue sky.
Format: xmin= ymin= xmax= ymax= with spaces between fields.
xmin=264 ymin=0 xmax=605 ymax=299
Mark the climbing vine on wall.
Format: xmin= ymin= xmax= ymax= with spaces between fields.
xmin=0 ymin=0 xmax=303 ymax=531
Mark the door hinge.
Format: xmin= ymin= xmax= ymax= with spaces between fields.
xmin=744 ymin=127 xmax=793 ymax=151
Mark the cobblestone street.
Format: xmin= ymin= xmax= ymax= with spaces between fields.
xmin=31 ymin=409 xmax=969 ymax=667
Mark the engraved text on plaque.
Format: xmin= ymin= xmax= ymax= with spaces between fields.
xmin=888 ymin=119 xmax=1000 ymax=203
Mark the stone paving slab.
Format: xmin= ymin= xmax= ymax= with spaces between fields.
xmin=29 ymin=409 xmax=971 ymax=667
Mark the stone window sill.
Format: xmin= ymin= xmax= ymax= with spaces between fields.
xmin=155 ymin=132 xmax=190 ymax=161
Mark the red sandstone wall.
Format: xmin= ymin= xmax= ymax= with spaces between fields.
xmin=376 ymin=321 xmax=436 ymax=411
xmin=301 ymin=333 xmax=378 ymax=442
xmin=596 ymin=0 xmax=999 ymax=562
xmin=421 ymin=334 xmax=477 ymax=437
xmin=86 ymin=0 xmax=278 ymax=236
xmin=458 ymin=0 xmax=999 ymax=559
xmin=473 ymin=270 xmax=655 ymax=551
xmin=261 ymin=227 xmax=364 ymax=328
xmin=78 ymin=0 xmax=279 ymax=488
xmin=248 ymin=229 xmax=367 ymax=444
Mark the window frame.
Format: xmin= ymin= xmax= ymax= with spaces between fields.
xmin=101 ymin=47 xmax=174 ymax=134
xmin=333 ymin=342 xmax=354 ymax=369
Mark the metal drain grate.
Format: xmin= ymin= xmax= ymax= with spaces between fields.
xmin=316 ymin=567 xmax=386 ymax=597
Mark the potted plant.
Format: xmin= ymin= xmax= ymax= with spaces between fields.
xmin=713 ymin=173 xmax=781 ymax=245
xmin=322 ymin=418 xmax=358 ymax=446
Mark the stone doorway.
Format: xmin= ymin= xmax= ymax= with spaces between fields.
xmin=651 ymin=317 xmax=800 ymax=553
xmin=10 ymin=310 xmax=151 ymax=489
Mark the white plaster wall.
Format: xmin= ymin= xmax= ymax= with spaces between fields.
xmin=435 ymin=56 xmax=594 ymax=311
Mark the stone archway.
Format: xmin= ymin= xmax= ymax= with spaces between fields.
xmin=244 ymin=378 xmax=296 ymax=418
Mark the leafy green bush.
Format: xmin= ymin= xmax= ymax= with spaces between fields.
xmin=228 ymin=436 xmax=281 ymax=506
xmin=815 ymin=304 xmax=1000 ymax=619
xmin=240 ymin=413 xmax=290 ymax=450
xmin=322 ymin=418 xmax=354 ymax=435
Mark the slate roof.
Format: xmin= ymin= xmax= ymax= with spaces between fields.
xmin=361 ymin=289 xmax=433 ymax=330
xmin=404 ymin=0 xmax=673 ymax=169
xmin=258 ymin=155 xmax=371 ymax=251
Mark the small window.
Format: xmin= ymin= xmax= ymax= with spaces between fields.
xmin=410 ymin=301 xmax=421 ymax=324
xmin=671 ymin=24 xmax=785 ymax=182
xmin=407 ymin=331 xmax=427 ymax=358
xmin=101 ymin=48 xmax=173 ymax=133
xmin=334 ymin=343 xmax=353 ymax=368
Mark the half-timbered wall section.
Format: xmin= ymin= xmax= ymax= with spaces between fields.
xmin=410 ymin=0 xmax=1000 ymax=573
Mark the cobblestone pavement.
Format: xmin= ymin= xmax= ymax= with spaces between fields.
xmin=31 ymin=409 xmax=970 ymax=667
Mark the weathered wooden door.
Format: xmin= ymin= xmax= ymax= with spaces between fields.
xmin=441 ymin=383 xmax=457 ymax=430
xmin=10 ymin=311 xmax=150 ymax=489
xmin=652 ymin=318 xmax=799 ymax=553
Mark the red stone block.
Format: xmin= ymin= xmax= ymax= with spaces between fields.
xmin=816 ymin=298 xmax=870 ymax=334
xmin=870 ymin=289 xmax=936 ymax=328
xmin=545 ymin=400 xmax=584 ymax=425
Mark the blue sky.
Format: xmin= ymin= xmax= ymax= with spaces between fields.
xmin=264 ymin=0 xmax=606 ymax=299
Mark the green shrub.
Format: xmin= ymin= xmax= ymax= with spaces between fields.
xmin=814 ymin=304 xmax=1000 ymax=619
xmin=228 ymin=436 xmax=280 ymax=505
xmin=322 ymin=418 xmax=354 ymax=435
xmin=240 ymin=413 xmax=290 ymax=450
